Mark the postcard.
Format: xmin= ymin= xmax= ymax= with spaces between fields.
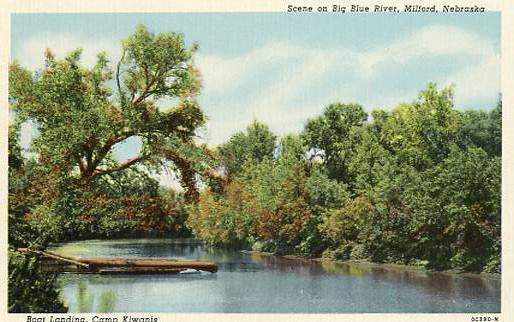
xmin=2 ymin=1 xmax=512 ymax=322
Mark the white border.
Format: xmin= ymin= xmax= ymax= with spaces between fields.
xmin=1 ymin=1 xmax=512 ymax=321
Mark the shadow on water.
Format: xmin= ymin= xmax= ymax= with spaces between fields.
xmin=317 ymin=259 xmax=500 ymax=300
xmin=249 ymin=253 xmax=371 ymax=277
xmin=236 ymin=251 xmax=500 ymax=303
xmin=51 ymin=238 xmax=203 ymax=258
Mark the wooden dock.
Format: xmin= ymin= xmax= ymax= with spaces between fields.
xmin=18 ymin=248 xmax=218 ymax=274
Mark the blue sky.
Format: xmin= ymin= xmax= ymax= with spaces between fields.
xmin=11 ymin=13 xmax=501 ymax=187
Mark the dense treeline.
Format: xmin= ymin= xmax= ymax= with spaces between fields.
xmin=7 ymin=25 xmax=501 ymax=312
xmin=188 ymin=83 xmax=501 ymax=273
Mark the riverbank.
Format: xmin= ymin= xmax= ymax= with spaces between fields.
xmin=49 ymin=237 xmax=500 ymax=278
xmin=240 ymin=250 xmax=501 ymax=279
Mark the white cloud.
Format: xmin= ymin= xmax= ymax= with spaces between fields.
xmin=196 ymin=24 xmax=497 ymax=96
xmin=13 ymin=25 xmax=500 ymax=185
xmin=438 ymin=52 xmax=500 ymax=108
xmin=359 ymin=25 xmax=487 ymax=77
xmin=16 ymin=33 xmax=121 ymax=70
xmin=195 ymin=43 xmax=347 ymax=95
xmin=199 ymin=24 xmax=499 ymax=145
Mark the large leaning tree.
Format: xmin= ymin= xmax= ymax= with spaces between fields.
xmin=9 ymin=25 xmax=213 ymax=202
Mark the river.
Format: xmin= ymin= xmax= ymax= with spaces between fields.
xmin=50 ymin=238 xmax=500 ymax=313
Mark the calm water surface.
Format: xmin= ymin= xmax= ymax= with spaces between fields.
xmin=51 ymin=238 xmax=500 ymax=313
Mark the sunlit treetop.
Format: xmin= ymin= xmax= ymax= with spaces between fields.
xmin=9 ymin=25 xmax=213 ymax=201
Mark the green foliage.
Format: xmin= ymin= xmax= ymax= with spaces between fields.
xmin=9 ymin=24 xmax=209 ymax=199
xmin=456 ymin=101 xmax=501 ymax=156
xmin=8 ymin=123 xmax=24 ymax=170
xmin=217 ymin=120 xmax=277 ymax=177
xmin=8 ymin=25 xmax=206 ymax=246
xmin=8 ymin=159 xmax=57 ymax=247
xmin=378 ymin=83 xmax=463 ymax=170
xmin=8 ymin=250 xmax=67 ymax=313
xmin=347 ymin=128 xmax=396 ymax=193
xmin=319 ymin=196 xmax=369 ymax=259
xmin=279 ymin=134 xmax=306 ymax=160
xmin=409 ymin=146 xmax=500 ymax=271
xmin=302 ymin=102 xmax=367 ymax=184
xmin=189 ymin=83 xmax=501 ymax=273
xmin=191 ymin=132 xmax=331 ymax=255
xmin=8 ymin=25 xmax=212 ymax=312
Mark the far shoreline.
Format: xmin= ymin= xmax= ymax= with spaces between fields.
xmin=241 ymin=249 xmax=502 ymax=279
xmin=49 ymin=237 xmax=501 ymax=279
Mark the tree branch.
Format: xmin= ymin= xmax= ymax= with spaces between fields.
xmin=76 ymin=155 xmax=87 ymax=175
xmin=90 ymin=131 xmax=137 ymax=173
xmin=116 ymin=49 xmax=126 ymax=105
xmin=132 ymin=77 xmax=156 ymax=106
xmin=161 ymin=148 xmax=199 ymax=203
xmin=91 ymin=155 xmax=146 ymax=178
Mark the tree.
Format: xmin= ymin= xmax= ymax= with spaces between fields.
xmin=8 ymin=120 xmax=67 ymax=314
xmin=378 ymin=83 xmax=463 ymax=170
xmin=183 ymin=80 xmax=500 ymax=272
xmin=9 ymin=25 xmax=209 ymax=202
xmin=278 ymin=134 xmax=306 ymax=160
xmin=217 ymin=120 xmax=276 ymax=177
xmin=8 ymin=251 xmax=67 ymax=313
xmin=457 ymin=100 xmax=501 ymax=157
xmin=302 ymin=103 xmax=367 ymax=185
xmin=8 ymin=123 xmax=24 ymax=170
xmin=408 ymin=146 xmax=500 ymax=271
xmin=191 ymin=123 xmax=350 ymax=256
xmin=8 ymin=26 xmax=211 ymax=313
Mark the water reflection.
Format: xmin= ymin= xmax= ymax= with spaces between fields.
xmin=98 ymin=290 xmax=116 ymax=312
xmin=55 ymin=238 xmax=500 ymax=313
xmin=320 ymin=260 xmax=371 ymax=276
xmin=76 ymin=280 xmax=93 ymax=312
xmin=317 ymin=259 xmax=499 ymax=300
